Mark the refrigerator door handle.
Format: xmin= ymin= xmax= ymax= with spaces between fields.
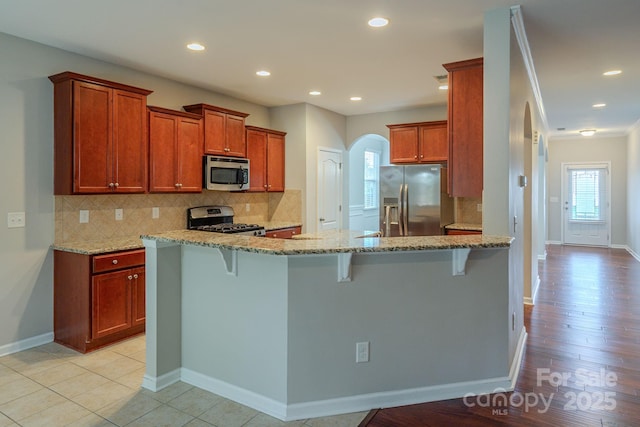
xmin=403 ymin=184 xmax=409 ymax=236
xmin=399 ymin=184 xmax=405 ymax=236
xmin=384 ymin=205 xmax=391 ymax=237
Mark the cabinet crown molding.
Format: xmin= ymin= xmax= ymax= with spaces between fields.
xmin=48 ymin=71 xmax=153 ymax=96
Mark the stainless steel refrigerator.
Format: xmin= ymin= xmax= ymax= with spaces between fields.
xmin=379 ymin=164 xmax=454 ymax=236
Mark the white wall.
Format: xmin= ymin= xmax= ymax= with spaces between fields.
xmin=546 ymin=136 xmax=628 ymax=245
xmin=627 ymin=122 xmax=640 ymax=257
xmin=0 ymin=31 xmax=270 ymax=351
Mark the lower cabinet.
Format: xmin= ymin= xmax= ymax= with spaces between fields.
xmin=445 ymin=229 xmax=482 ymax=235
xmin=265 ymin=226 xmax=301 ymax=239
xmin=54 ymin=248 xmax=145 ymax=353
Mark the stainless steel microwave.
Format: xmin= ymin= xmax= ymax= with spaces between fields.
xmin=204 ymin=156 xmax=249 ymax=191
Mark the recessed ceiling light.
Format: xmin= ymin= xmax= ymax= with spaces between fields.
xmin=186 ymin=43 xmax=205 ymax=51
xmin=309 ymin=91 xmax=322 ymax=96
xmin=256 ymin=70 xmax=271 ymax=77
xmin=350 ymin=96 xmax=362 ymax=101
xmin=603 ymin=70 xmax=622 ymax=76
xmin=438 ymin=84 xmax=449 ymax=90
xmin=368 ymin=17 xmax=389 ymax=28
xmin=592 ymin=103 xmax=606 ymax=108
xmin=579 ymin=129 xmax=596 ymax=137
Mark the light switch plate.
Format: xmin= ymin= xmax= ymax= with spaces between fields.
xmin=115 ymin=208 xmax=123 ymax=221
xmin=152 ymin=207 xmax=160 ymax=219
xmin=7 ymin=212 xmax=26 ymax=228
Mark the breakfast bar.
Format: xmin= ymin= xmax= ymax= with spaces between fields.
xmin=141 ymin=230 xmax=520 ymax=421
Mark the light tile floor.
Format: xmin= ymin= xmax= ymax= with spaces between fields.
xmin=0 ymin=336 xmax=367 ymax=427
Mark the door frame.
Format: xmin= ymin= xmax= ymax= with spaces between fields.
xmin=560 ymin=161 xmax=611 ymax=247
xmin=317 ymin=147 xmax=343 ymax=231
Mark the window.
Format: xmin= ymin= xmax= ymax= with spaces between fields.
xmin=364 ymin=150 xmax=379 ymax=209
xmin=568 ymin=168 xmax=607 ymax=221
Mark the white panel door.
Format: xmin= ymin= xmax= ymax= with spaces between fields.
xmin=562 ymin=163 xmax=610 ymax=247
xmin=318 ymin=149 xmax=342 ymax=231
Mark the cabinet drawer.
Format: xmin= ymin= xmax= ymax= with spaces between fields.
xmin=93 ymin=249 xmax=145 ymax=273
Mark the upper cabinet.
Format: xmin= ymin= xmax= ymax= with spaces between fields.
xmin=245 ymin=126 xmax=286 ymax=192
xmin=387 ymin=120 xmax=448 ymax=164
xmin=182 ymin=103 xmax=249 ymax=157
xmin=443 ymin=57 xmax=483 ymax=198
xmin=148 ymin=106 xmax=203 ymax=193
xmin=49 ymin=72 xmax=152 ymax=195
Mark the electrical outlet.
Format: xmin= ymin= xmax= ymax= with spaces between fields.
xmin=477 ymin=203 xmax=483 ymax=212
xmin=79 ymin=210 xmax=89 ymax=224
xmin=7 ymin=212 xmax=25 ymax=228
xmin=152 ymin=207 xmax=160 ymax=219
xmin=245 ymin=203 xmax=250 ymax=212
xmin=356 ymin=341 xmax=369 ymax=363
xmin=115 ymin=208 xmax=123 ymax=221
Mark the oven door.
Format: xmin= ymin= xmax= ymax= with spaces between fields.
xmin=205 ymin=156 xmax=249 ymax=191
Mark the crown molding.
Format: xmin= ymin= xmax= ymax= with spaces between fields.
xmin=510 ymin=5 xmax=549 ymax=135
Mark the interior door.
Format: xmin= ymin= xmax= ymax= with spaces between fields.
xmin=318 ymin=148 xmax=342 ymax=231
xmin=562 ymin=163 xmax=610 ymax=246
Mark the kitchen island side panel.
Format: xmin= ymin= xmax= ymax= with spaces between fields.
xmin=286 ymin=249 xmax=510 ymax=404
xmin=180 ymin=246 xmax=289 ymax=403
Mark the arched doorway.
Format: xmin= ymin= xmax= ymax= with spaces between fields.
xmin=347 ymin=134 xmax=390 ymax=230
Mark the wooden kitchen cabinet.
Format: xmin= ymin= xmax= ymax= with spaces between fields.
xmin=49 ymin=72 xmax=152 ymax=195
xmin=443 ymin=58 xmax=483 ymax=197
xmin=182 ymin=103 xmax=249 ymax=157
xmin=54 ymin=248 xmax=146 ymax=353
xmin=148 ymin=106 xmax=203 ymax=193
xmin=387 ymin=120 xmax=448 ymax=164
xmin=246 ymin=126 xmax=286 ymax=192
xmin=265 ymin=226 xmax=301 ymax=239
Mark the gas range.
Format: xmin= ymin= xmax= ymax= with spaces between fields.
xmin=187 ymin=206 xmax=266 ymax=237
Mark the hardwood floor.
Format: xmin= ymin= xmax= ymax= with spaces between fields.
xmin=361 ymin=245 xmax=640 ymax=426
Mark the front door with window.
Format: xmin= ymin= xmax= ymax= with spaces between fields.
xmin=562 ymin=163 xmax=610 ymax=247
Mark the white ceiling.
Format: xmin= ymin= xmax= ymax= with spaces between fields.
xmin=1 ymin=0 xmax=638 ymax=138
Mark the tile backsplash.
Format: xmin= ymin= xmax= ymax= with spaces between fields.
xmin=55 ymin=189 xmax=302 ymax=243
xmin=454 ymin=197 xmax=483 ymax=224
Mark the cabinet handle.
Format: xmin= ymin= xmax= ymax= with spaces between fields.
xmin=108 ymin=183 xmax=115 ymax=189
xmin=128 ymin=275 xmax=133 ymax=280
xmin=133 ymin=274 xmax=138 ymax=279
xmin=175 ymin=183 xmax=182 ymax=188
xmin=112 ymin=259 xmax=118 ymax=265
xmin=268 ymin=184 xmax=271 ymax=188
xmin=114 ymin=182 xmax=119 ymax=188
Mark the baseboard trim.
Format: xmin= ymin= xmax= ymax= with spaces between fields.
xmin=181 ymin=368 xmax=288 ymax=420
xmin=626 ymin=246 xmax=640 ymax=263
xmin=546 ymin=240 xmax=562 ymax=246
xmin=141 ymin=368 xmax=181 ymax=392
xmin=181 ymin=368 xmax=516 ymax=422
xmin=509 ymin=327 xmax=528 ymax=390
xmin=0 ymin=332 xmax=53 ymax=357
xmin=524 ymin=275 xmax=540 ymax=306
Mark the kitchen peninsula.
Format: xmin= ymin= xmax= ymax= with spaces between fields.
xmin=141 ymin=230 xmax=521 ymax=421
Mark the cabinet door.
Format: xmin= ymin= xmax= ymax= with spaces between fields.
xmin=73 ymin=81 xmax=112 ymax=193
xmin=112 ymin=89 xmax=148 ymax=193
xmin=226 ymin=114 xmax=247 ymax=157
xmin=203 ymin=110 xmax=226 ymax=155
xmin=246 ymin=129 xmax=267 ymax=192
xmin=92 ymin=270 xmax=132 ymax=339
xmin=267 ymin=133 xmax=285 ymax=192
xmin=149 ymin=111 xmax=179 ymax=192
xmin=389 ymin=126 xmax=419 ymax=163
xmin=131 ymin=267 xmax=146 ymax=326
xmin=419 ymin=124 xmax=448 ymax=162
xmin=446 ymin=59 xmax=483 ymax=197
xmin=178 ymin=117 xmax=203 ymax=192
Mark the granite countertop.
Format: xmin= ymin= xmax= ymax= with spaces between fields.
xmin=51 ymin=236 xmax=144 ymax=255
xmin=141 ymin=229 xmax=512 ymax=255
xmin=445 ymin=223 xmax=483 ymax=232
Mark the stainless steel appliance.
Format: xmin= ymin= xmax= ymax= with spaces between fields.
xmin=380 ymin=164 xmax=453 ymax=236
xmin=204 ymin=156 xmax=250 ymax=191
xmin=187 ymin=206 xmax=265 ymax=236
